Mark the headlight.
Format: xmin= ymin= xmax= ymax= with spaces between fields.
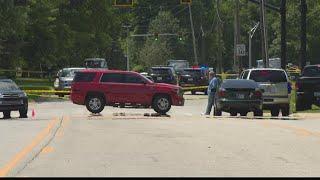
xmin=0 ymin=93 xmax=3 ymax=98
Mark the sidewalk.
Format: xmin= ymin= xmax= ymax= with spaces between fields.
xmin=292 ymin=112 xmax=320 ymax=119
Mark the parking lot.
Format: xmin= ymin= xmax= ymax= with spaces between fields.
xmin=1 ymin=94 xmax=320 ymax=177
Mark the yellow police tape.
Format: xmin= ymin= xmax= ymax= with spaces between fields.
xmin=181 ymin=86 xmax=208 ymax=91
xmin=24 ymin=86 xmax=209 ymax=95
xmin=24 ymin=90 xmax=70 ymax=94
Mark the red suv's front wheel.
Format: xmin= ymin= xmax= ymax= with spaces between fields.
xmin=152 ymin=95 xmax=172 ymax=115
xmin=86 ymin=95 xmax=105 ymax=114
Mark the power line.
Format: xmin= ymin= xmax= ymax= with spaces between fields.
xmin=173 ymin=6 xmax=189 ymax=16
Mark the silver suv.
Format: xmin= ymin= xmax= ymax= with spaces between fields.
xmin=54 ymin=68 xmax=85 ymax=97
xmin=240 ymin=68 xmax=291 ymax=117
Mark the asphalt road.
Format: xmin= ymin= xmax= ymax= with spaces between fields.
xmin=1 ymin=94 xmax=320 ymax=177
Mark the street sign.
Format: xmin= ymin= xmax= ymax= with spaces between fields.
xmin=236 ymin=44 xmax=246 ymax=56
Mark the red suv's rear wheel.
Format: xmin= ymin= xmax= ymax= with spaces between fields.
xmin=152 ymin=95 xmax=172 ymax=115
xmin=86 ymin=95 xmax=105 ymax=114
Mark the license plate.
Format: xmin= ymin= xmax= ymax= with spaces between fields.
xmin=265 ymin=87 xmax=276 ymax=93
xmin=157 ymin=77 xmax=162 ymax=80
xmin=314 ymin=92 xmax=320 ymax=97
xmin=237 ymin=94 xmax=245 ymax=99
xmin=188 ymin=78 xmax=193 ymax=81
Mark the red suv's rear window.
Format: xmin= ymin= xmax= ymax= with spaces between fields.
xmin=73 ymin=72 xmax=96 ymax=82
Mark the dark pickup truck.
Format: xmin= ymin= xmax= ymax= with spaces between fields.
xmin=295 ymin=65 xmax=320 ymax=111
xmin=179 ymin=68 xmax=209 ymax=95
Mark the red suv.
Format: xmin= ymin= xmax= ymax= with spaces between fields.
xmin=71 ymin=70 xmax=184 ymax=114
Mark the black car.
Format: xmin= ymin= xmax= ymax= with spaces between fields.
xmin=213 ymin=79 xmax=263 ymax=117
xmin=179 ymin=68 xmax=209 ymax=95
xmin=0 ymin=79 xmax=28 ymax=119
xmin=149 ymin=67 xmax=177 ymax=85
xmin=296 ymin=65 xmax=320 ymax=111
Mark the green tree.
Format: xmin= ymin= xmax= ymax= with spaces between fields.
xmin=138 ymin=11 xmax=184 ymax=68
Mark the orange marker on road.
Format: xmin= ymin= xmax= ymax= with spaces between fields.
xmin=31 ymin=109 xmax=35 ymax=118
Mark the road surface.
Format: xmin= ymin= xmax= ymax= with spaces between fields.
xmin=1 ymin=94 xmax=320 ymax=177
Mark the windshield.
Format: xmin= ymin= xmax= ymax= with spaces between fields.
xmin=249 ymin=70 xmax=288 ymax=83
xmin=61 ymin=69 xmax=81 ymax=77
xmin=151 ymin=68 xmax=172 ymax=75
xmin=85 ymin=60 xmax=107 ymax=68
xmin=168 ymin=61 xmax=188 ymax=71
xmin=183 ymin=70 xmax=202 ymax=76
xmin=0 ymin=81 xmax=20 ymax=91
xmin=302 ymin=66 xmax=320 ymax=77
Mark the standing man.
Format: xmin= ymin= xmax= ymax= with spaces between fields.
xmin=203 ymin=71 xmax=219 ymax=115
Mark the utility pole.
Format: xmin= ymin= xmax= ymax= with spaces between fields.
xmin=280 ymin=0 xmax=287 ymax=69
xmin=234 ymin=0 xmax=240 ymax=72
xmin=188 ymin=3 xmax=198 ymax=66
xmin=200 ymin=25 xmax=205 ymax=64
xmin=123 ymin=25 xmax=131 ymax=71
xmin=216 ymin=0 xmax=223 ymax=74
xmin=249 ymin=22 xmax=260 ymax=69
xmin=300 ymin=0 xmax=307 ymax=69
xmin=260 ymin=0 xmax=269 ymax=68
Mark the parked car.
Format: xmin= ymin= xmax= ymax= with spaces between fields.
xmin=149 ymin=66 xmax=177 ymax=85
xmin=71 ymin=70 xmax=184 ymax=115
xmin=54 ymin=68 xmax=85 ymax=97
xmin=0 ymin=79 xmax=28 ymax=119
xmin=240 ymin=68 xmax=291 ymax=117
xmin=140 ymin=72 xmax=154 ymax=82
xmin=295 ymin=65 xmax=320 ymax=111
xmin=213 ymin=79 xmax=263 ymax=117
xmin=84 ymin=58 xmax=108 ymax=69
xmin=179 ymin=68 xmax=209 ymax=95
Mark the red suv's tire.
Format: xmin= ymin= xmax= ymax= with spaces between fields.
xmin=86 ymin=95 xmax=105 ymax=114
xmin=152 ymin=95 xmax=172 ymax=115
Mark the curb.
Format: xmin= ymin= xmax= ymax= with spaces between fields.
xmin=206 ymin=116 xmax=299 ymax=120
xmin=5 ymin=117 xmax=63 ymax=177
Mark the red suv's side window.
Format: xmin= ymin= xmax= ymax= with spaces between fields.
xmin=123 ymin=74 xmax=145 ymax=84
xmin=100 ymin=73 xmax=124 ymax=83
